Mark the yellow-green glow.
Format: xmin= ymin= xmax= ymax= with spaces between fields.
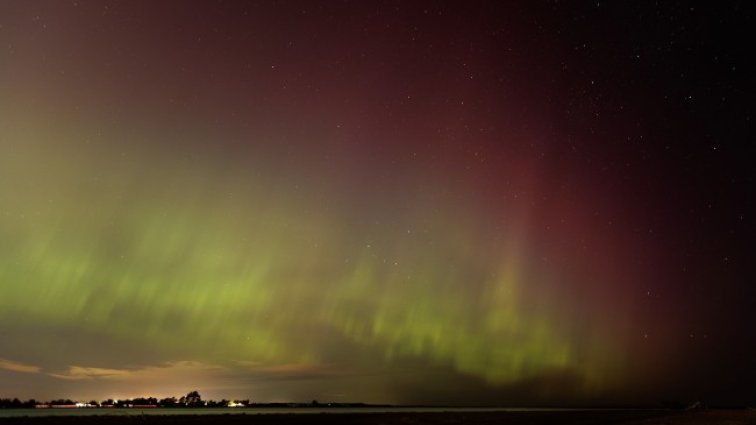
xmin=0 ymin=85 xmax=627 ymax=403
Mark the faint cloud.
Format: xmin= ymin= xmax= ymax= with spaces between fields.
xmin=49 ymin=361 xmax=226 ymax=381
xmin=0 ymin=358 xmax=41 ymax=374
xmin=49 ymin=366 xmax=130 ymax=380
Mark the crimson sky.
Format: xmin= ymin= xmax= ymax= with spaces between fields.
xmin=0 ymin=1 xmax=753 ymax=406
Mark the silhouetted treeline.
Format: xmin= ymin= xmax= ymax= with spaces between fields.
xmin=0 ymin=399 xmax=37 ymax=408
xmin=0 ymin=391 xmax=251 ymax=409
xmin=0 ymin=391 xmax=380 ymax=409
xmin=0 ymin=391 xmax=371 ymax=409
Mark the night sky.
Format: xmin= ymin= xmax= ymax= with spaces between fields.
xmin=0 ymin=1 xmax=754 ymax=406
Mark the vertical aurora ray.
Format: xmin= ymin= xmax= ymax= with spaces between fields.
xmin=0 ymin=110 xmax=629 ymax=397
xmin=2 ymin=0 xmax=749 ymax=405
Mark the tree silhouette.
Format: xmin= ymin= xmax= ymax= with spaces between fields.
xmin=158 ymin=397 xmax=177 ymax=407
xmin=185 ymin=390 xmax=203 ymax=407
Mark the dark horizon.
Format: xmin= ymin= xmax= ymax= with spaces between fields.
xmin=0 ymin=395 xmax=737 ymax=410
xmin=1 ymin=0 xmax=753 ymax=407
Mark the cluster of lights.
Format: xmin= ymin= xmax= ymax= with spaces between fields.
xmin=43 ymin=399 xmax=248 ymax=408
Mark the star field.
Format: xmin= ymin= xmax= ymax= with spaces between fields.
xmin=0 ymin=1 xmax=753 ymax=405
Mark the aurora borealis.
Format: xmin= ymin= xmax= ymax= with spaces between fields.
xmin=1 ymin=1 xmax=754 ymax=405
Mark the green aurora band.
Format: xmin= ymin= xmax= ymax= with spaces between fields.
xmin=0 ymin=1 xmax=651 ymax=399
xmin=0 ymin=108 xmax=627 ymax=401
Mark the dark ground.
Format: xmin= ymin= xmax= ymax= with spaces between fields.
xmin=1 ymin=410 xmax=756 ymax=425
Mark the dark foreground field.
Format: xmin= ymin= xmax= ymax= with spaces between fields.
xmin=2 ymin=410 xmax=756 ymax=425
